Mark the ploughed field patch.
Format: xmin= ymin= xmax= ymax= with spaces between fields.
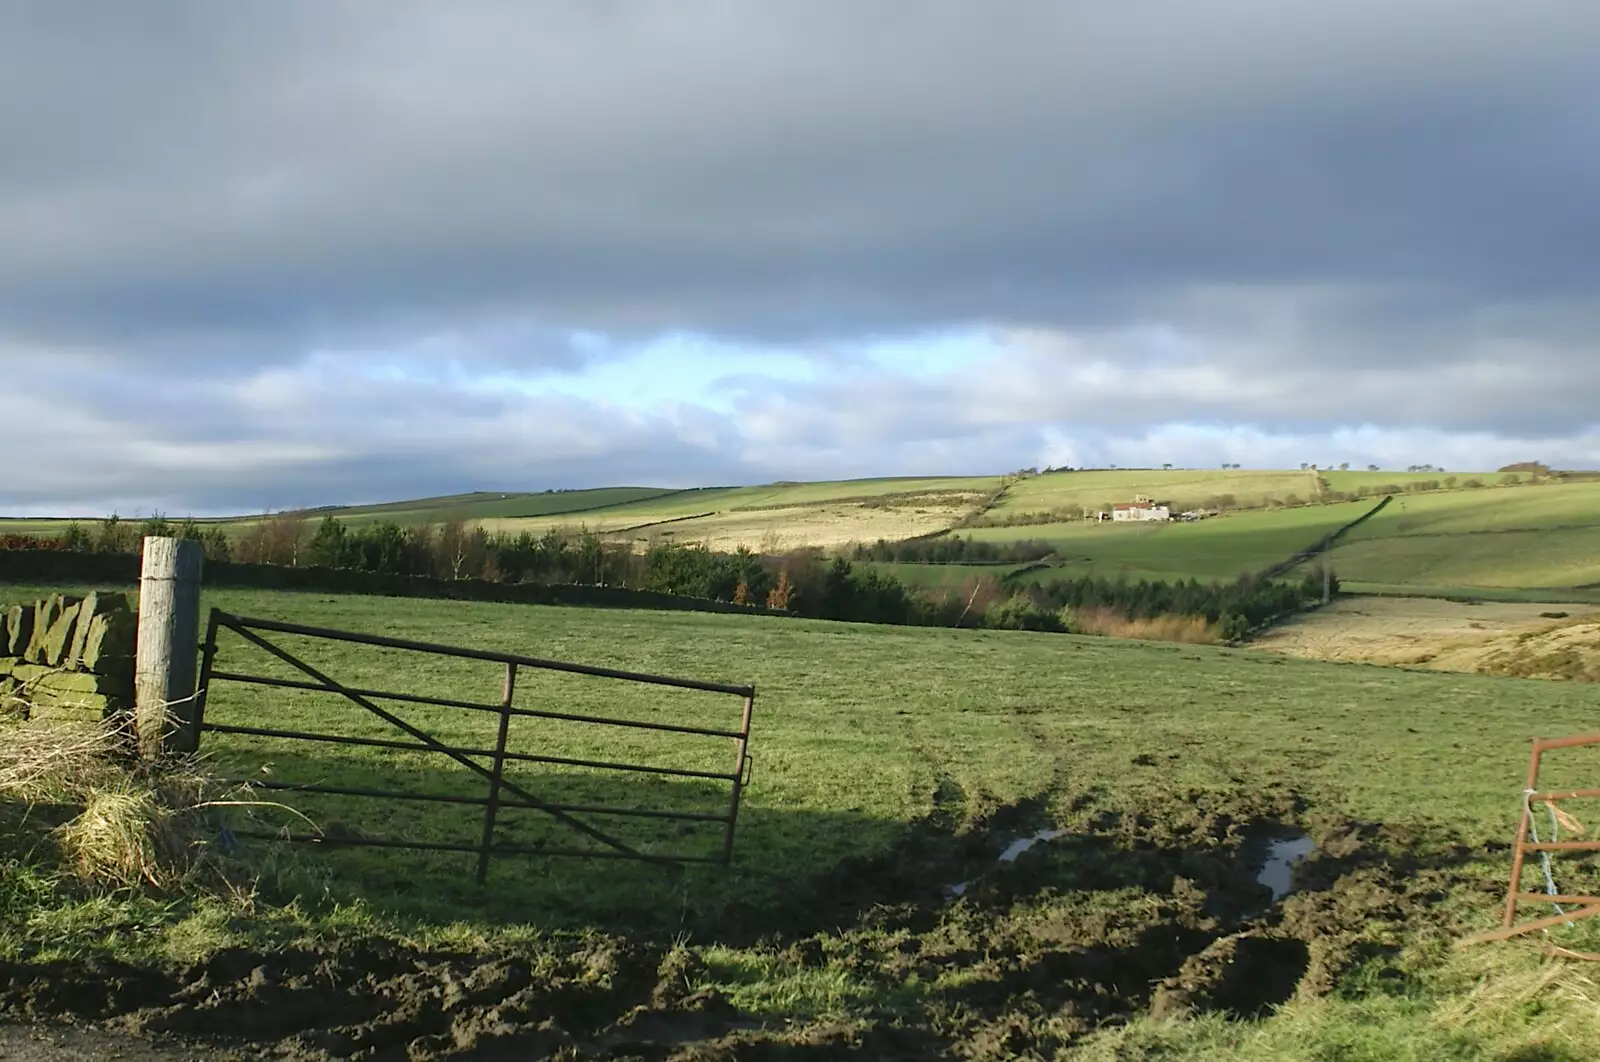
xmin=0 ymin=786 xmax=1473 ymax=1061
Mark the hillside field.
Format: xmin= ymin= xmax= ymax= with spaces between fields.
xmin=1317 ymin=481 xmax=1600 ymax=595
xmin=962 ymin=500 xmax=1374 ymax=585
xmin=988 ymin=468 xmax=1325 ymax=519
xmin=1254 ymin=596 xmax=1600 ymax=680
xmin=1320 ymin=469 xmax=1515 ymax=493
xmin=475 ymin=475 xmax=1001 ymax=550
xmin=6 ymin=473 xmax=1599 ymax=611
xmin=5 ymin=584 xmax=1600 ymax=1057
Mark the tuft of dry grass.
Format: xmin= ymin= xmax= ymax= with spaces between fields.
xmin=0 ymin=717 xmax=126 ymax=804
xmin=0 ymin=713 xmax=304 ymax=893
xmin=55 ymin=782 xmax=189 ymax=889
xmin=1071 ymin=605 xmax=1220 ymax=644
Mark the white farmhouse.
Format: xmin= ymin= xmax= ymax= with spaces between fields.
xmin=1110 ymin=496 xmax=1171 ymax=522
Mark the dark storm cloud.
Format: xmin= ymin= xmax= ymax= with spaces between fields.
xmin=4 ymin=1 xmax=1597 ymax=346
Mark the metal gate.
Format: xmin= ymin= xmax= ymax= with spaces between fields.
xmin=192 ymin=609 xmax=755 ymax=882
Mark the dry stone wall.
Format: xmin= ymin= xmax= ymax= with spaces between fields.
xmin=0 ymin=591 xmax=135 ymax=723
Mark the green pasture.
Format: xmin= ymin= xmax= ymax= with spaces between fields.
xmin=2 ymin=583 xmax=1589 ymax=921
xmin=6 ymin=584 xmax=1600 ymax=1057
xmin=324 ymin=486 xmax=681 ymax=526
xmin=1321 ymin=482 xmax=1600 ymax=593
xmin=1319 ymin=469 xmax=1504 ymax=493
xmin=991 ymin=469 xmax=1322 ymax=519
xmin=956 ymin=501 xmax=1373 ymax=584
xmin=702 ymin=474 xmax=999 ymax=509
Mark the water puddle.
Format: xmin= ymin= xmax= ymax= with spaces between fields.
xmin=1256 ymin=834 xmax=1315 ymax=900
xmin=946 ymin=828 xmax=1066 ymax=897
xmin=999 ymin=828 xmax=1066 ymax=862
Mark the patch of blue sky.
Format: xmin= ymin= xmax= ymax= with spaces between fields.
xmin=331 ymin=325 xmax=1004 ymax=410
xmin=470 ymin=331 xmax=832 ymax=409
xmin=851 ymin=327 xmax=1001 ymax=377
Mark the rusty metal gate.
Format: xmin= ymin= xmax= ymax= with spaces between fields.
xmin=1460 ymin=731 xmax=1600 ymax=956
xmin=192 ymin=609 xmax=754 ymax=882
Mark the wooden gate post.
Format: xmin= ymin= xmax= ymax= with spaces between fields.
xmin=135 ymin=536 xmax=205 ymax=758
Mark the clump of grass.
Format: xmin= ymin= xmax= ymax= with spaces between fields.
xmin=0 ymin=713 xmax=303 ymax=893
xmin=56 ymin=782 xmax=189 ymax=889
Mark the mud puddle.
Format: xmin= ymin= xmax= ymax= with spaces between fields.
xmin=946 ymin=827 xmax=1067 ymax=897
xmin=0 ymin=793 xmax=1469 ymax=1061
xmin=1256 ymin=834 xmax=1316 ymax=900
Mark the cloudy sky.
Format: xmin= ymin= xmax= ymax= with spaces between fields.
xmin=4 ymin=1 xmax=1598 ymax=516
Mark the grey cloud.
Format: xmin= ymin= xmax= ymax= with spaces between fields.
xmin=4 ymin=1 xmax=1599 ymax=347
xmin=3 ymin=1 xmax=1598 ymax=511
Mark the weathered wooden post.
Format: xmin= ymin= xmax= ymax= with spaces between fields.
xmin=135 ymin=536 xmax=205 ymax=758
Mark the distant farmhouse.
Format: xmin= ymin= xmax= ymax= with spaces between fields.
xmin=1098 ymin=495 xmax=1172 ymax=522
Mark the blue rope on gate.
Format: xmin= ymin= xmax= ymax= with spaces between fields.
xmin=1526 ymin=788 xmax=1565 ymax=918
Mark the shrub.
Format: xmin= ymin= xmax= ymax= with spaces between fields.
xmin=850 ymin=536 xmax=1054 ymax=565
xmin=987 ymin=593 xmax=1067 ymax=632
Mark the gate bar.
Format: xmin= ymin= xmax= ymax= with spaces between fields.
xmin=203 ymin=722 xmax=740 ymax=781
xmin=226 ymin=828 xmax=723 ymax=863
xmin=477 ymin=662 xmax=517 ymax=885
xmin=218 ymin=613 xmax=755 ymax=697
xmin=225 ymin=779 xmax=734 ymax=822
xmin=191 ymin=609 xmax=222 ymax=753
xmin=207 ymin=669 xmax=747 ymax=739
xmin=722 ymin=692 xmax=756 ymax=864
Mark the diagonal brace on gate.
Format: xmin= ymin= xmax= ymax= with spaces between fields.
xmin=221 ymin=621 xmax=666 ymax=864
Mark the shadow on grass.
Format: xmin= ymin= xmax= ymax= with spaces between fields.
xmin=206 ymin=743 xmax=908 ymax=941
xmin=2 ymin=745 xmax=1513 ymax=1062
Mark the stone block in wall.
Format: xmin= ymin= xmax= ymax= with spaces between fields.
xmin=26 ymin=598 xmax=59 ymax=663
xmin=27 ymin=692 xmax=118 ymax=724
xmin=26 ymin=596 xmax=80 ymax=664
xmin=0 ymin=659 xmax=16 ymax=713
xmin=9 ymin=664 xmax=129 ymax=721
xmin=79 ymin=610 xmax=136 ymax=684
xmin=5 ymin=605 xmax=33 ymax=657
xmin=40 ymin=607 xmax=79 ymax=668
xmin=67 ymin=592 xmax=130 ymax=670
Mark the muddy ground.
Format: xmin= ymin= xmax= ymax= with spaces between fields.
xmin=0 ymin=788 xmax=1485 ymax=1061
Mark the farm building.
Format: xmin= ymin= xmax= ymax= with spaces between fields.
xmin=1110 ymin=497 xmax=1171 ymax=522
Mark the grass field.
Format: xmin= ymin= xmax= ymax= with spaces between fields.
xmin=1319 ymin=470 xmax=1502 ymax=493
xmin=6 ymin=583 xmax=1600 ymax=1057
xmin=319 ymin=486 xmax=683 ymax=526
xmin=0 ymin=476 xmax=1002 ymax=547
xmin=989 ymin=469 xmax=1323 ymax=520
xmin=1322 ymin=482 xmax=1600 ymax=594
xmin=476 ymin=475 xmax=1001 ymax=549
xmin=956 ymin=501 xmax=1374 ymax=584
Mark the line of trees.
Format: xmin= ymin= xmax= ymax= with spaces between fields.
xmin=848 ymin=536 xmax=1056 ymax=564
xmin=8 ymin=511 xmax=1333 ymax=642
xmin=5 ymin=514 xmax=234 ymax=560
